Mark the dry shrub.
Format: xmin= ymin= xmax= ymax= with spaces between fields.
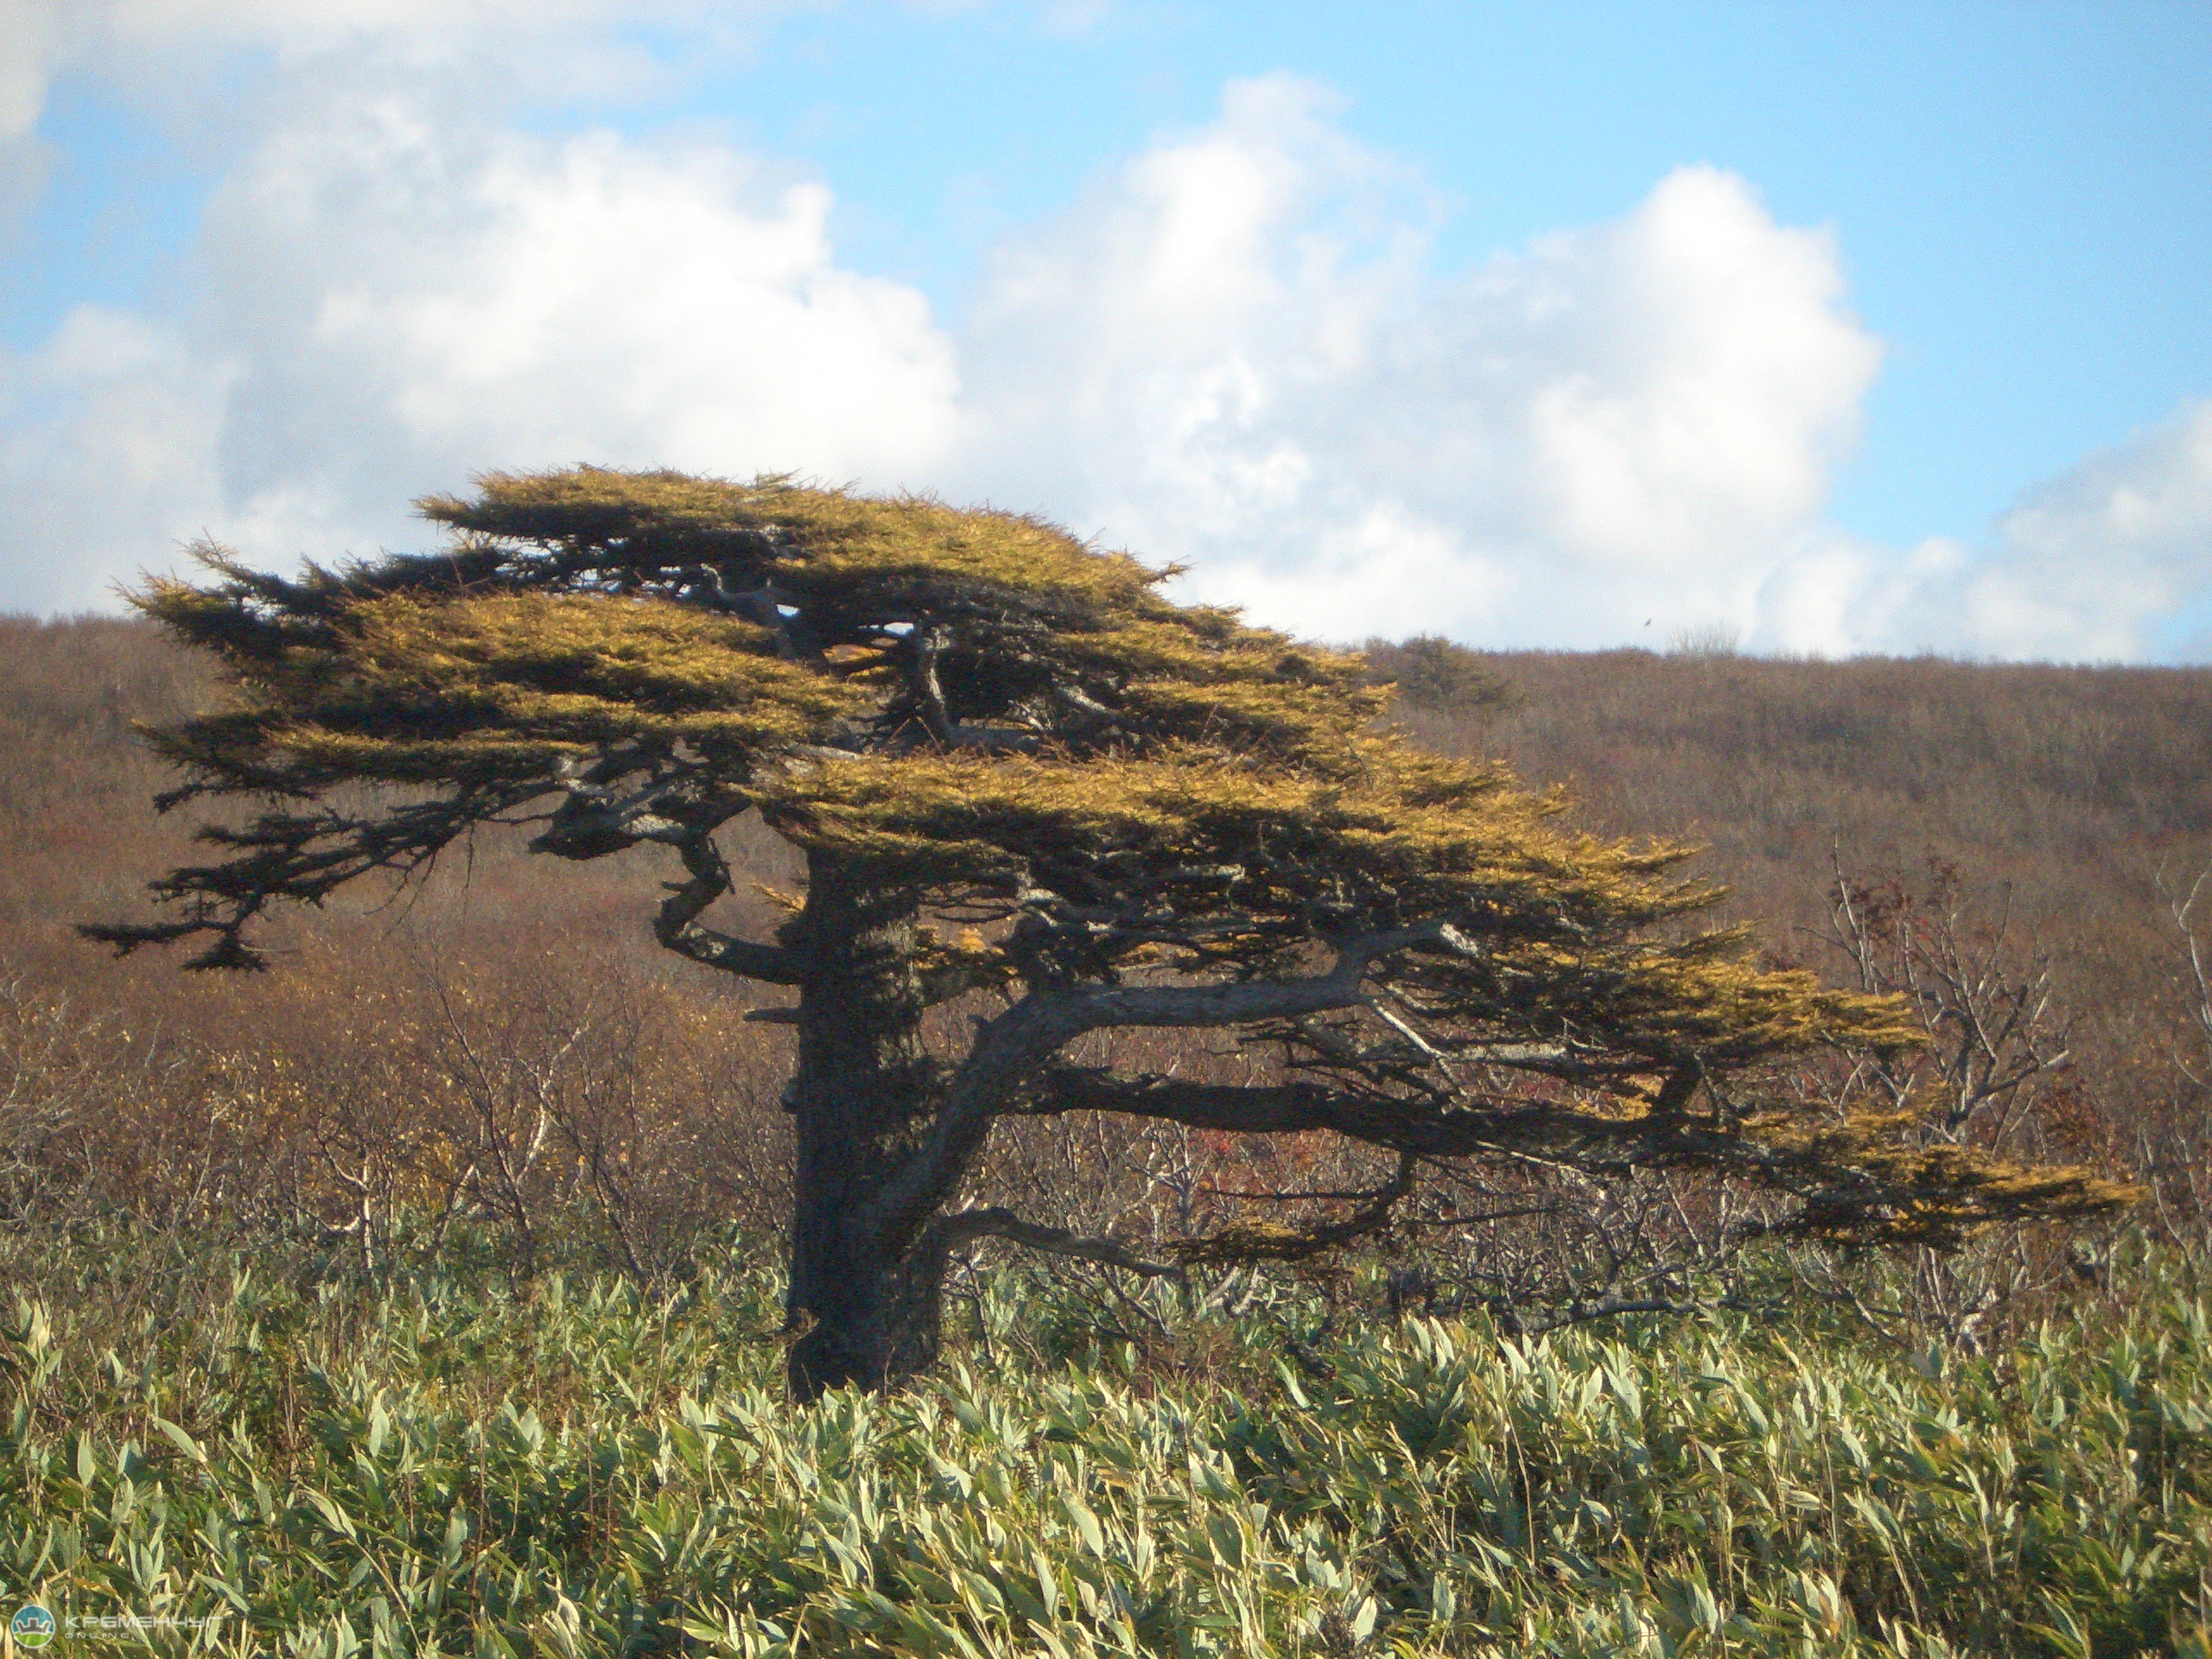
xmin=10 ymin=615 xmax=2212 ymax=1310
xmin=0 ymin=942 xmax=793 ymax=1275
xmin=1360 ymin=635 xmax=1516 ymax=712
xmin=0 ymin=616 xmax=798 ymax=1272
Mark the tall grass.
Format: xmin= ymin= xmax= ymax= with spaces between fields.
xmin=1 ymin=1230 xmax=2206 ymax=1656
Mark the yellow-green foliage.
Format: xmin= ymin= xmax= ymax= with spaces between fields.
xmin=147 ymin=470 xmax=1392 ymax=791
xmin=3 ymin=1231 xmax=2207 ymax=1656
xmin=419 ymin=470 xmax=1176 ymax=618
xmin=125 ymin=468 xmax=1743 ymax=993
xmin=143 ymin=589 xmax=864 ymax=787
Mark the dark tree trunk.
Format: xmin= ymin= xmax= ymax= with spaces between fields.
xmin=784 ymin=849 xmax=950 ymax=1399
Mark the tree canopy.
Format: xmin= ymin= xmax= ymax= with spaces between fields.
xmin=91 ymin=467 xmax=2131 ymax=1394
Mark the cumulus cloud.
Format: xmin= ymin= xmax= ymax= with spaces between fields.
xmin=3 ymin=41 xmax=2207 ymax=658
xmin=1765 ymin=402 xmax=2212 ymax=662
xmin=0 ymin=67 xmax=1915 ymax=639
xmin=0 ymin=0 xmax=726 ymax=140
xmin=0 ymin=0 xmax=748 ymax=261
xmin=1955 ymin=403 xmax=2212 ymax=659
xmin=957 ymin=76 xmax=1884 ymax=645
xmin=204 ymin=91 xmax=962 ymax=547
xmin=962 ymin=77 xmax=2212 ymax=658
xmin=1 ymin=74 xmax=963 ymax=607
xmin=0 ymin=306 xmax=228 ymax=612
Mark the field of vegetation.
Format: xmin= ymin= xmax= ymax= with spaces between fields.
xmin=3 ymin=1226 xmax=2209 ymax=1656
xmin=4 ymin=617 xmax=2212 ymax=1652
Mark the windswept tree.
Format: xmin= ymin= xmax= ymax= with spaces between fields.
xmin=90 ymin=470 xmax=2126 ymax=1395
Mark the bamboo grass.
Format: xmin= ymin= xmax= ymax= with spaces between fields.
xmin=2 ymin=1232 xmax=2205 ymax=1656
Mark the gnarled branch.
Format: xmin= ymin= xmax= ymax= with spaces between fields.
xmin=1173 ymin=1150 xmax=1417 ymax=1265
xmin=652 ymin=830 xmax=804 ymax=985
xmin=868 ymin=922 xmax=1459 ymax=1254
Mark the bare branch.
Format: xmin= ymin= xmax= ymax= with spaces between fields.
xmin=1173 ymin=1151 xmax=1417 ymax=1265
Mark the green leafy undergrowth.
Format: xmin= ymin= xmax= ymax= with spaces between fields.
xmin=0 ymin=1234 xmax=2208 ymax=1657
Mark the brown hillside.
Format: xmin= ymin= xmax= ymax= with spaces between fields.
xmin=1396 ymin=647 xmax=2212 ymax=921
xmin=6 ymin=616 xmax=2209 ymax=1252
xmin=1376 ymin=642 xmax=2212 ymax=1234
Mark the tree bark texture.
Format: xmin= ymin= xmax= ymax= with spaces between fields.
xmin=784 ymin=849 xmax=947 ymax=1399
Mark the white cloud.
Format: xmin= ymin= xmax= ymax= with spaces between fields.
xmin=1 ymin=75 xmax=963 ymax=607
xmin=0 ymin=0 xmax=729 ymax=141
xmin=0 ymin=305 xmax=230 ymax=612
xmin=1770 ymin=402 xmax=2212 ymax=662
xmin=3 ymin=41 xmax=2207 ymax=659
xmin=1955 ymin=402 xmax=2212 ymax=659
xmin=0 ymin=3 xmax=60 ymax=140
xmin=207 ymin=90 xmax=963 ymax=531
xmin=956 ymin=77 xmax=1883 ymax=645
xmin=956 ymin=79 xmax=2212 ymax=659
xmin=1508 ymin=165 xmax=1877 ymax=574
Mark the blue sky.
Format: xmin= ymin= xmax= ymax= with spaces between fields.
xmin=3 ymin=1 xmax=2208 ymax=658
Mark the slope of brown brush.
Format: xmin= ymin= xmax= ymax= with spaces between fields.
xmin=1382 ymin=640 xmax=2212 ymax=1239
xmin=1393 ymin=645 xmax=2212 ymax=922
xmin=7 ymin=616 xmax=2210 ymax=1263
xmin=0 ymin=615 xmax=799 ymax=1260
